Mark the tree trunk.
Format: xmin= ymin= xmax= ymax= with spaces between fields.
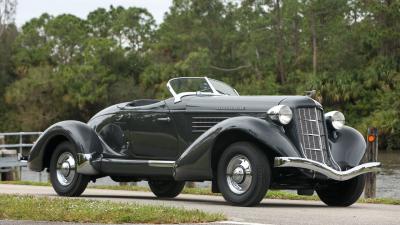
xmin=276 ymin=0 xmax=285 ymax=84
xmin=311 ymin=12 xmax=318 ymax=76
xmin=293 ymin=15 xmax=300 ymax=67
xmin=254 ymin=47 xmax=262 ymax=80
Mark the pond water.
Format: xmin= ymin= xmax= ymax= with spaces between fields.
xmin=376 ymin=151 xmax=400 ymax=199
xmin=19 ymin=151 xmax=400 ymax=199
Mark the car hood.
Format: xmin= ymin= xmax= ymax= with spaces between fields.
xmin=184 ymin=95 xmax=318 ymax=112
xmin=89 ymin=95 xmax=320 ymax=121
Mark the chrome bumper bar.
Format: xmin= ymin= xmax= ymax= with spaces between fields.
xmin=274 ymin=157 xmax=381 ymax=181
xmin=76 ymin=153 xmax=99 ymax=175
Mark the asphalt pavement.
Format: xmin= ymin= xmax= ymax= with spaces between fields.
xmin=0 ymin=184 xmax=399 ymax=225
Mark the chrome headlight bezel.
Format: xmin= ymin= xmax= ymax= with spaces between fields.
xmin=267 ymin=105 xmax=293 ymax=125
xmin=325 ymin=111 xmax=345 ymax=130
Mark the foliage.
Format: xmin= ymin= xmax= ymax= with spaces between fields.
xmin=0 ymin=1 xmax=399 ymax=149
xmin=0 ymin=194 xmax=225 ymax=223
xmin=2 ymin=6 xmax=155 ymax=128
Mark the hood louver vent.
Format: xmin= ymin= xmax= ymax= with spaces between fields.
xmin=191 ymin=116 xmax=231 ymax=133
xmin=191 ymin=113 xmax=265 ymax=133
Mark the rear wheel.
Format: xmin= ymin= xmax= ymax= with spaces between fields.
xmin=148 ymin=180 xmax=185 ymax=198
xmin=49 ymin=142 xmax=90 ymax=196
xmin=217 ymin=142 xmax=271 ymax=206
xmin=317 ymin=175 xmax=365 ymax=207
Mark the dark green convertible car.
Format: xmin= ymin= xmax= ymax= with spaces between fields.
xmin=28 ymin=77 xmax=380 ymax=206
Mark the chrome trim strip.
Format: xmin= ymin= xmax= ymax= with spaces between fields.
xmin=76 ymin=153 xmax=99 ymax=175
xmin=274 ymin=157 xmax=381 ymax=181
xmin=102 ymin=158 xmax=175 ymax=167
xmin=205 ymin=77 xmax=219 ymax=94
xmin=192 ymin=116 xmax=231 ymax=119
xmin=193 ymin=130 xmax=208 ymax=133
xmin=148 ymin=160 xmax=175 ymax=168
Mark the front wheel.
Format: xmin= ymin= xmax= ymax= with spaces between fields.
xmin=49 ymin=142 xmax=90 ymax=196
xmin=317 ymin=175 xmax=365 ymax=207
xmin=148 ymin=180 xmax=185 ymax=198
xmin=217 ymin=142 xmax=271 ymax=206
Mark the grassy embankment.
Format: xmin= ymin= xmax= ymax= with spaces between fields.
xmin=0 ymin=194 xmax=224 ymax=224
xmin=1 ymin=180 xmax=399 ymax=205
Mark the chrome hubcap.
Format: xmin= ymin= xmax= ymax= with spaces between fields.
xmin=226 ymin=155 xmax=252 ymax=194
xmin=56 ymin=152 xmax=76 ymax=186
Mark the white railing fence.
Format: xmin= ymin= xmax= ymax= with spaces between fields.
xmin=0 ymin=132 xmax=42 ymax=180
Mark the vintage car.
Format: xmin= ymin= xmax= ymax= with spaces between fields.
xmin=28 ymin=77 xmax=381 ymax=206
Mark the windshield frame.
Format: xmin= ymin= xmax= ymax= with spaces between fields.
xmin=166 ymin=77 xmax=239 ymax=103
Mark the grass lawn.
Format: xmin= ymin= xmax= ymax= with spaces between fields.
xmin=1 ymin=180 xmax=399 ymax=205
xmin=0 ymin=194 xmax=225 ymax=224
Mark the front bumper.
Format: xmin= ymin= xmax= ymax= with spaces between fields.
xmin=274 ymin=157 xmax=381 ymax=181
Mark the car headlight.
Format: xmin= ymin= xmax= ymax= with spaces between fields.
xmin=325 ymin=111 xmax=345 ymax=130
xmin=267 ymin=105 xmax=293 ymax=125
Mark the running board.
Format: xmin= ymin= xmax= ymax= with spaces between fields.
xmin=274 ymin=157 xmax=381 ymax=181
xmin=77 ymin=153 xmax=175 ymax=177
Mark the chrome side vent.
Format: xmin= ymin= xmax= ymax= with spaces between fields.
xmin=191 ymin=116 xmax=231 ymax=133
xmin=191 ymin=114 xmax=266 ymax=134
xmin=295 ymin=107 xmax=330 ymax=164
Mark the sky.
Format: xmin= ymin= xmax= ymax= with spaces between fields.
xmin=15 ymin=0 xmax=173 ymax=27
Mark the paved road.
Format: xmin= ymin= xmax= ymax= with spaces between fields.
xmin=0 ymin=220 xmax=217 ymax=225
xmin=0 ymin=184 xmax=399 ymax=225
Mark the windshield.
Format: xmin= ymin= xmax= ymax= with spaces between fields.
xmin=208 ymin=78 xmax=238 ymax=96
xmin=168 ymin=77 xmax=213 ymax=94
xmin=167 ymin=77 xmax=239 ymax=102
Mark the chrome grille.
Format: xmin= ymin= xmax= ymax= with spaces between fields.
xmin=296 ymin=107 xmax=329 ymax=163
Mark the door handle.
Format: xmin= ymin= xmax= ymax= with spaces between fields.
xmin=157 ymin=117 xmax=171 ymax=122
xmin=115 ymin=114 xmax=124 ymax=121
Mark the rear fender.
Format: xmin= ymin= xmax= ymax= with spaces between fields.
xmin=28 ymin=120 xmax=103 ymax=172
xmin=174 ymin=116 xmax=300 ymax=180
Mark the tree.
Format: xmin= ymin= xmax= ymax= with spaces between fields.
xmin=0 ymin=0 xmax=16 ymax=36
xmin=1 ymin=0 xmax=400 ymax=149
xmin=6 ymin=6 xmax=156 ymax=130
xmin=0 ymin=1 xmax=17 ymax=130
xmin=87 ymin=6 xmax=156 ymax=51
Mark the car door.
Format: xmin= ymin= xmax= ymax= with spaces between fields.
xmin=121 ymin=101 xmax=179 ymax=160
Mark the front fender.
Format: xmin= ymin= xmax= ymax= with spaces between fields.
xmin=28 ymin=120 xmax=103 ymax=172
xmin=174 ymin=116 xmax=300 ymax=180
xmin=330 ymin=125 xmax=367 ymax=168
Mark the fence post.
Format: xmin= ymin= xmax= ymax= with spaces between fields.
xmin=18 ymin=133 xmax=23 ymax=180
xmin=0 ymin=135 xmax=3 ymax=181
xmin=364 ymin=127 xmax=378 ymax=199
xmin=0 ymin=135 xmax=20 ymax=181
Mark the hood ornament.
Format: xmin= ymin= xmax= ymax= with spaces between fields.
xmin=305 ymin=90 xmax=316 ymax=98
